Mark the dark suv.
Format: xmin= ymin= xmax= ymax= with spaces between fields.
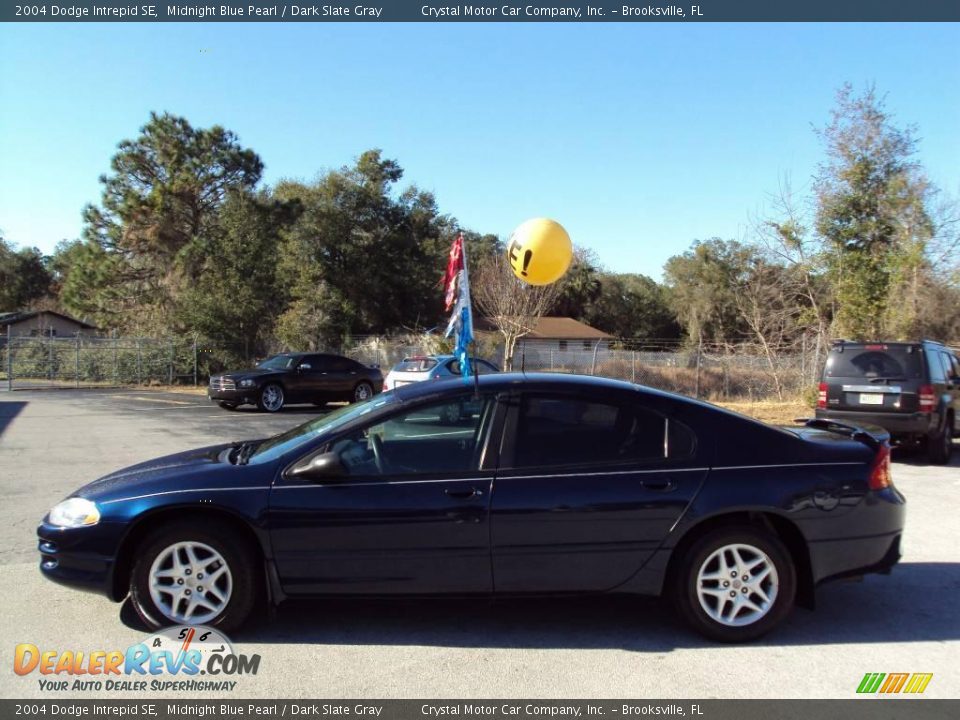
xmin=209 ymin=352 xmax=383 ymax=412
xmin=815 ymin=340 xmax=959 ymax=463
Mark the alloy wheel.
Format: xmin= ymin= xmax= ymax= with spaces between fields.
xmin=148 ymin=541 xmax=233 ymax=624
xmin=261 ymin=385 xmax=284 ymax=412
xmin=695 ymin=542 xmax=779 ymax=627
xmin=354 ymin=383 xmax=372 ymax=402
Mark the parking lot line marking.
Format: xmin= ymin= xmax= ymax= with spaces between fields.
xmin=109 ymin=395 xmax=197 ymax=405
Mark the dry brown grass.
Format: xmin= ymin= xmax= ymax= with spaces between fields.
xmin=714 ymin=399 xmax=813 ymax=426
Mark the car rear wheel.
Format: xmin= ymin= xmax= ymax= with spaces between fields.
xmin=674 ymin=526 xmax=796 ymax=642
xmin=257 ymin=383 xmax=284 ymax=412
xmin=218 ymin=401 xmax=238 ymax=411
xmin=129 ymin=522 xmax=257 ymax=632
xmin=928 ymin=418 xmax=953 ymax=464
xmin=353 ymin=381 xmax=373 ymax=403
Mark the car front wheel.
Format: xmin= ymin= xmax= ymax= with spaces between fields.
xmin=353 ymin=381 xmax=373 ymax=403
xmin=258 ymin=383 xmax=284 ymax=412
xmin=129 ymin=522 xmax=257 ymax=632
xmin=673 ymin=526 xmax=796 ymax=642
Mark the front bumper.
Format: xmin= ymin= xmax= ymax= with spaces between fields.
xmin=815 ymin=408 xmax=935 ymax=438
xmin=37 ymin=521 xmax=123 ymax=599
xmin=208 ymin=387 xmax=257 ymax=405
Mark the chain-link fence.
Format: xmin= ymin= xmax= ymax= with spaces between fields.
xmin=5 ymin=331 xmax=953 ymax=402
xmin=1 ymin=335 xmax=200 ymax=390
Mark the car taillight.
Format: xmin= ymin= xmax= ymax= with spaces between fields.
xmin=817 ymin=382 xmax=827 ymax=409
xmin=918 ymin=384 xmax=935 ymax=413
xmin=868 ymin=443 xmax=892 ymax=491
xmin=383 ymin=382 xmax=389 ymax=391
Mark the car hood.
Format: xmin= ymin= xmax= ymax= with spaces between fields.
xmin=218 ymin=368 xmax=282 ymax=380
xmin=72 ymin=443 xmax=262 ymax=503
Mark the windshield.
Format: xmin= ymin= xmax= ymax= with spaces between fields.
xmin=257 ymin=355 xmax=298 ymax=370
xmin=247 ymin=393 xmax=398 ymax=464
xmin=825 ymin=344 xmax=923 ymax=379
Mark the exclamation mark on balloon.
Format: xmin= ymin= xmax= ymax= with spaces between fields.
xmin=521 ymin=250 xmax=532 ymax=277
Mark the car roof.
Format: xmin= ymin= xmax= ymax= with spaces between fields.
xmin=392 ymin=371 xmax=675 ymax=403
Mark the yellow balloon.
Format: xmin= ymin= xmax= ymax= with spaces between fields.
xmin=506 ymin=218 xmax=573 ymax=286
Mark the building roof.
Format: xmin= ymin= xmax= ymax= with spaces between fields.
xmin=0 ymin=309 xmax=97 ymax=330
xmin=475 ymin=315 xmax=611 ymax=340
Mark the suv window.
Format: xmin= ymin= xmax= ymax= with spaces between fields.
xmin=950 ymin=353 xmax=960 ymax=380
xmin=512 ymin=395 xmax=694 ymax=469
xmin=926 ymin=350 xmax=946 ymax=383
xmin=824 ymin=344 xmax=923 ymax=380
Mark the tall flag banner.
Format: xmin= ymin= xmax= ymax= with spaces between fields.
xmin=443 ymin=233 xmax=474 ymax=379
xmin=442 ymin=235 xmax=464 ymax=311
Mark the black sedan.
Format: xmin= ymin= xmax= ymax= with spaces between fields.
xmin=38 ymin=373 xmax=904 ymax=642
xmin=208 ymin=352 xmax=382 ymax=412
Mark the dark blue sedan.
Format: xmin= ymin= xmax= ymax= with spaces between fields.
xmin=37 ymin=373 xmax=905 ymax=642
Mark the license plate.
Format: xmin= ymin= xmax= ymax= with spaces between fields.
xmin=859 ymin=393 xmax=884 ymax=405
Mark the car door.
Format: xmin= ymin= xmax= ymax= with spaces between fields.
xmin=267 ymin=393 xmax=502 ymax=596
xmin=490 ymin=390 xmax=706 ymax=594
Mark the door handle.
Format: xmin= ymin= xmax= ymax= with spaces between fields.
xmin=445 ymin=487 xmax=482 ymax=500
xmin=641 ymin=478 xmax=677 ymax=492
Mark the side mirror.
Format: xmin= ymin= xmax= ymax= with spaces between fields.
xmin=288 ymin=452 xmax=346 ymax=481
xmin=298 ymin=363 xmax=312 ymax=371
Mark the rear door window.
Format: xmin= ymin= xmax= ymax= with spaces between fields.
xmin=824 ymin=344 xmax=923 ymax=380
xmin=394 ymin=358 xmax=438 ymax=372
xmin=511 ymin=395 xmax=694 ymax=469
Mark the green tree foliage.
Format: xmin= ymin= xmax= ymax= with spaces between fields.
xmin=663 ymin=238 xmax=756 ymax=344
xmin=0 ymin=235 xmax=53 ymax=312
xmin=585 ymin=273 xmax=680 ymax=340
xmin=274 ymin=150 xmax=496 ymax=349
xmin=815 ymin=84 xmax=934 ymax=339
xmin=177 ymin=191 xmax=301 ymax=366
xmin=73 ymin=112 xmax=264 ymax=332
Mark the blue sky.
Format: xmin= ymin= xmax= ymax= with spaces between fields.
xmin=1 ymin=22 xmax=957 ymax=280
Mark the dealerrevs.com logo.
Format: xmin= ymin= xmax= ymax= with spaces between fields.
xmin=14 ymin=626 xmax=260 ymax=692
xmin=856 ymin=672 xmax=933 ymax=695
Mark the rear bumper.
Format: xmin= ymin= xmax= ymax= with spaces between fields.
xmin=815 ymin=408 xmax=935 ymax=438
xmin=806 ymin=487 xmax=906 ymax=585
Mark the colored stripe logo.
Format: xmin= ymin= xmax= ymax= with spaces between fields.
xmin=857 ymin=672 xmax=933 ymax=694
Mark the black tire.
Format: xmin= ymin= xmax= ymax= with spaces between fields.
xmin=257 ymin=383 xmax=284 ymax=413
xmin=218 ymin=401 xmax=238 ymax=411
xmin=352 ymin=381 xmax=374 ymax=403
xmin=129 ymin=521 xmax=258 ymax=633
xmin=928 ymin=417 xmax=953 ymax=464
xmin=673 ymin=525 xmax=796 ymax=643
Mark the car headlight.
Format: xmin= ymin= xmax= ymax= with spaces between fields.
xmin=48 ymin=498 xmax=101 ymax=528
xmin=239 ymin=378 xmax=256 ymax=388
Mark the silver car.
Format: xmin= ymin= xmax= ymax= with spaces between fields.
xmin=383 ymin=354 xmax=499 ymax=391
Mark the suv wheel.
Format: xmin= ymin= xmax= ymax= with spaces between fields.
xmin=928 ymin=417 xmax=953 ymax=464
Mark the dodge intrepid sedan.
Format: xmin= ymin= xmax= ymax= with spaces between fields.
xmin=37 ymin=373 xmax=905 ymax=642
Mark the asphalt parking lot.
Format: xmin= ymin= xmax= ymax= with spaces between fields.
xmin=1 ymin=388 xmax=958 ymax=699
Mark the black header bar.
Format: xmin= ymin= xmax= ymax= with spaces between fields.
xmin=3 ymin=1 xmax=959 ymax=23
